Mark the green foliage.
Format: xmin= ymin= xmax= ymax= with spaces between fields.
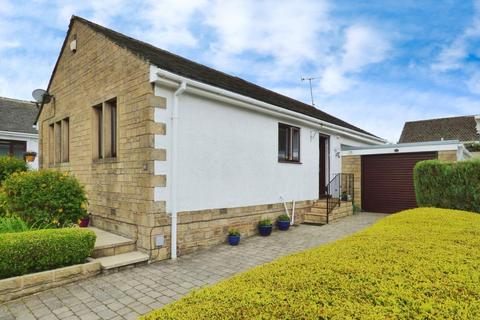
xmin=277 ymin=214 xmax=291 ymax=222
xmin=228 ymin=228 xmax=240 ymax=236
xmin=142 ymin=208 xmax=480 ymax=319
xmin=258 ymin=218 xmax=272 ymax=226
xmin=352 ymin=203 xmax=361 ymax=214
xmin=2 ymin=170 xmax=88 ymax=226
xmin=0 ymin=216 xmax=30 ymax=233
xmin=0 ymin=228 xmax=95 ymax=279
xmin=0 ymin=156 xmax=28 ymax=185
xmin=414 ymin=159 xmax=480 ymax=213
xmin=464 ymin=142 xmax=480 ymax=152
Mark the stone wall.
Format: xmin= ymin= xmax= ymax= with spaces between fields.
xmin=0 ymin=262 xmax=100 ymax=303
xmin=341 ymin=155 xmax=362 ymax=208
xmin=37 ymin=20 xmax=167 ymax=256
xmin=438 ymin=150 xmax=458 ymax=162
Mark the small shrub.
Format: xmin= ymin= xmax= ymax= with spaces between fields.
xmin=2 ymin=170 xmax=88 ymax=226
xmin=0 ymin=156 xmax=28 ymax=185
xmin=277 ymin=214 xmax=290 ymax=222
xmin=0 ymin=228 xmax=95 ymax=279
xmin=0 ymin=216 xmax=30 ymax=233
xmin=228 ymin=228 xmax=240 ymax=236
xmin=259 ymin=218 xmax=272 ymax=226
xmin=414 ymin=159 xmax=480 ymax=213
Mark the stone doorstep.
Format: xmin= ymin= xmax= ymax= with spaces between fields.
xmin=93 ymin=251 xmax=149 ymax=270
xmin=88 ymin=226 xmax=137 ymax=258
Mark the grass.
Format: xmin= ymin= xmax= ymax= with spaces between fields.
xmin=141 ymin=208 xmax=480 ymax=319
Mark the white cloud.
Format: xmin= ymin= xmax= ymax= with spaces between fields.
xmin=319 ymin=24 xmax=390 ymax=95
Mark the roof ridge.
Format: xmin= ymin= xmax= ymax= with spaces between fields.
xmin=64 ymin=16 xmax=381 ymax=139
xmin=405 ymin=115 xmax=475 ymax=124
xmin=0 ymin=96 xmax=35 ymax=105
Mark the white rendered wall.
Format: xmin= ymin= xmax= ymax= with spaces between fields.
xmin=0 ymin=132 xmax=38 ymax=169
xmin=153 ymin=84 xmax=379 ymax=212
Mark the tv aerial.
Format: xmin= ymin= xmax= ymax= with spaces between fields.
xmin=301 ymin=77 xmax=318 ymax=107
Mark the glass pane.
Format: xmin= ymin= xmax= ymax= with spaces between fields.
xmin=278 ymin=125 xmax=288 ymax=160
xmin=292 ymin=128 xmax=300 ymax=161
xmin=0 ymin=143 xmax=9 ymax=157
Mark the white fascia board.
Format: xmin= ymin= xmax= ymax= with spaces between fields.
xmin=0 ymin=130 xmax=38 ymax=140
xmin=149 ymin=65 xmax=386 ymax=145
xmin=341 ymin=142 xmax=460 ymax=156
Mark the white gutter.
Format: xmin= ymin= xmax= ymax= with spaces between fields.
xmin=0 ymin=130 xmax=38 ymax=140
xmin=170 ymin=81 xmax=187 ymax=260
xmin=150 ymin=66 xmax=385 ymax=145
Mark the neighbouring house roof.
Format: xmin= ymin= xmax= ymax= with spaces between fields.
xmin=399 ymin=115 xmax=480 ymax=143
xmin=0 ymin=96 xmax=38 ymax=135
xmin=37 ymin=15 xmax=380 ymax=139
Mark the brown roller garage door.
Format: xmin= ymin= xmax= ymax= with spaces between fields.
xmin=362 ymin=152 xmax=437 ymax=213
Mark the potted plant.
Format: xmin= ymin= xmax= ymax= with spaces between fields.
xmin=258 ymin=218 xmax=273 ymax=236
xmin=228 ymin=228 xmax=240 ymax=245
xmin=24 ymin=151 xmax=37 ymax=162
xmin=341 ymin=192 xmax=348 ymax=201
xmin=79 ymin=213 xmax=91 ymax=228
xmin=277 ymin=214 xmax=291 ymax=231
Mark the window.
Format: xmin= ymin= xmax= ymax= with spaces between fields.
xmin=0 ymin=140 xmax=26 ymax=158
xmin=278 ymin=123 xmax=300 ymax=162
xmin=93 ymin=98 xmax=117 ymax=159
xmin=49 ymin=118 xmax=70 ymax=165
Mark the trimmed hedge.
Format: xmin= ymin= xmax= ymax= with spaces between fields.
xmin=2 ymin=170 xmax=88 ymax=226
xmin=414 ymin=159 xmax=480 ymax=213
xmin=0 ymin=228 xmax=95 ymax=279
xmin=142 ymin=208 xmax=480 ymax=319
xmin=0 ymin=156 xmax=28 ymax=185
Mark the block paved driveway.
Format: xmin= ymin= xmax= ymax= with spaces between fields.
xmin=0 ymin=212 xmax=385 ymax=320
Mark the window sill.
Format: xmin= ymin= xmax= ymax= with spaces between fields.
xmin=92 ymin=157 xmax=118 ymax=164
xmin=278 ymin=160 xmax=302 ymax=164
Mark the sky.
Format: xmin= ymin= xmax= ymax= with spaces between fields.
xmin=1 ymin=0 xmax=480 ymax=142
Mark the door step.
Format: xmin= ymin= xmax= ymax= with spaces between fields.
xmin=94 ymin=251 xmax=149 ymax=272
xmin=89 ymin=227 xmax=136 ymax=258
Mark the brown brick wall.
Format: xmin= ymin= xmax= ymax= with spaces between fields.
xmin=37 ymin=20 xmax=167 ymax=255
xmin=341 ymin=155 xmax=362 ymax=209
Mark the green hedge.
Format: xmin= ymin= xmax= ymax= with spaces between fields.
xmin=414 ymin=159 xmax=480 ymax=213
xmin=0 ymin=156 xmax=28 ymax=185
xmin=0 ymin=228 xmax=96 ymax=279
xmin=2 ymin=170 xmax=88 ymax=226
xmin=142 ymin=208 xmax=480 ymax=319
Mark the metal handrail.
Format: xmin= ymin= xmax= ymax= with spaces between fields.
xmin=326 ymin=173 xmax=354 ymax=223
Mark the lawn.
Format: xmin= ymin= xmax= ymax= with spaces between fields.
xmin=141 ymin=208 xmax=480 ymax=319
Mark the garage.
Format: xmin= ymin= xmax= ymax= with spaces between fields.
xmin=341 ymin=140 xmax=472 ymax=214
xmin=361 ymin=152 xmax=436 ymax=213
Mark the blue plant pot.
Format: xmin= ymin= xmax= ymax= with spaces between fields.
xmin=228 ymin=235 xmax=240 ymax=246
xmin=259 ymin=225 xmax=273 ymax=236
xmin=277 ymin=220 xmax=290 ymax=231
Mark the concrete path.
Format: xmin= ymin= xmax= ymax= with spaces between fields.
xmin=0 ymin=212 xmax=385 ymax=320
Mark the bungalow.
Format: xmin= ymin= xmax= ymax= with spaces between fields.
xmin=0 ymin=96 xmax=39 ymax=169
xmin=36 ymin=16 xmax=384 ymax=262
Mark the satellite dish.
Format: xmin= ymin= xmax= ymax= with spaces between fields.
xmin=32 ymin=89 xmax=52 ymax=104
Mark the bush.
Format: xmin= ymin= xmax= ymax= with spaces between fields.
xmin=228 ymin=228 xmax=240 ymax=236
xmin=142 ymin=208 xmax=480 ymax=319
xmin=0 ymin=216 xmax=30 ymax=233
xmin=258 ymin=218 xmax=272 ymax=226
xmin=277 ymin=214 xmax=290 ymax=222
xmin=414 ymin=159 xmax=480 ymax=213
xmin=2 ymin=170 xmax=88 ymax=226
xmin=0 ymin=156 xmax=28 ymax=185
xmin=0 ymin=228 xmax=95 ymax=279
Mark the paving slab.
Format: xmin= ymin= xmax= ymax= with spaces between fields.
xmin=0 ymin=212 xmax=385 ymax=319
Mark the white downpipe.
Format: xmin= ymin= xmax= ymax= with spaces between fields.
xmin=170 ymin=81 xmax=187 ymax=260
xmin=291 ymin=200 xmax=296 ymax=225
xmin=152 ymin=68 xmax=385 ymax=145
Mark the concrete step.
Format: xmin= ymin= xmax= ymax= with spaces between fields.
xmin=94 ymin=251 xmax=149 ymax=270
xmin=89 ymin=227 xmax=136 ymax=258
